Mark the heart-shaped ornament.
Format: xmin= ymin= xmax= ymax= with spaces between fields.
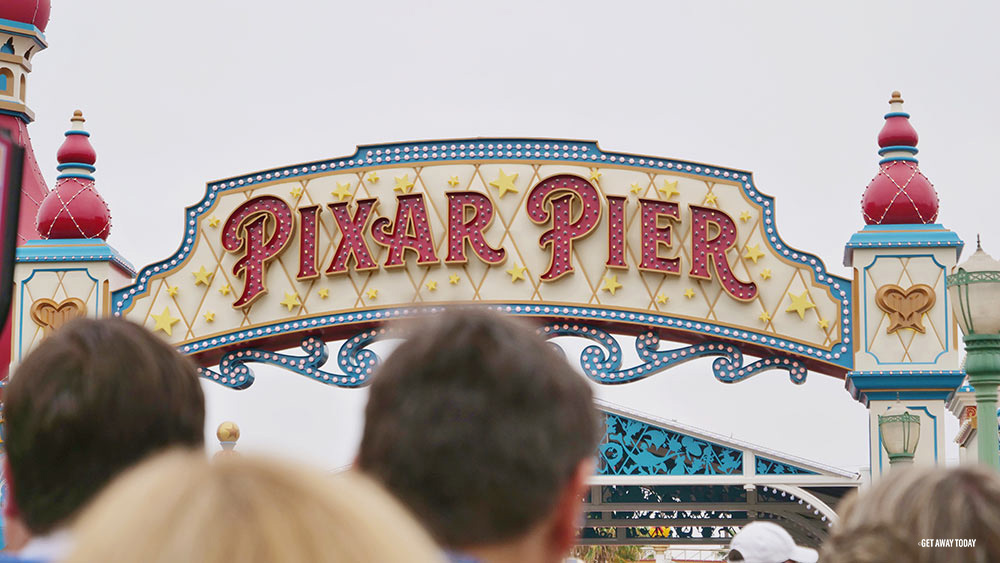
xmin=875 ymin=284 xmax=935 ymax=334
xmin=30 ymin=297 xmax=87 ymax=336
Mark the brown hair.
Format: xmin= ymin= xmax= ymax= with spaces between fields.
xmin=65 ymin=450 xmax=444 ymax=563
xmin=4 ymin=318 xmax=205 ymax=533
xmin=357 ymin=308 xmax=601 ymax=548
xmin=821 ymin=466 xmax=1000 ymax=563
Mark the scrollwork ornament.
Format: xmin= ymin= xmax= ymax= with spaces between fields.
xmin=198 ymin=327 xmax=401 ymax=389
xmin=537 ymin=324 xmax=808 ymax=384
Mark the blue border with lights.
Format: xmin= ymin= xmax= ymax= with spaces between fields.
xmin=110 ymin=138 xmax=854 ymax=373
xmin=17 ymin=239 xmax=136 ymax=275
xmin=845 ymin=224 xmax=963 ymax=254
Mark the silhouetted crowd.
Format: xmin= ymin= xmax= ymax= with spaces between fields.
xmin=0 ymin=310 xmax=997 ymax=562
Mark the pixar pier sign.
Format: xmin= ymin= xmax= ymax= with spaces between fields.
xmin=221 ymin=172 xmax=758 ymax=308
xmin=112 ymin=139 xmax=851 ymax=380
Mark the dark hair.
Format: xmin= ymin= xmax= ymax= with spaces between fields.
xmin=726 ymin=549 xmax=744 ymax=561
xmin=4 ymin=318 xmax=205 ymax=533
xmin=357 ymin=308 xmax=601 ymax=548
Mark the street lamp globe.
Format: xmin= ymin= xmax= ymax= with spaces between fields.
xmin=949 ymin=239 xmax=1000 ymax=336
xmin=947 ymin=237 xmax=1000 ymax=468
xmin=878 ymin=407 xmax=921 ymax=465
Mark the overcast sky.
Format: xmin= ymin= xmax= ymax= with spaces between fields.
xmin=22 ymin=0 xmax=1000 ymax=471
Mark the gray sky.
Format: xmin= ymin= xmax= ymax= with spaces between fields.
xmin=23 ymin=0 xmax=1000 ymax=471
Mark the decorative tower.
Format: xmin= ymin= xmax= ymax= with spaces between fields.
xmin=9 ymin=112 xmax=134 ymax=366
xmin=0 ymin=0 xmax=51 ymax=241
xmin=36 ymin=111 xmax=111 ymax=239
xmin=0 ymin=1 xmax=52 ymax=376
xmin=844 ymin=92 xmax=964 ymax=479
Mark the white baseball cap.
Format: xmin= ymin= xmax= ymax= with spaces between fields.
xmin=728 ymin=521 xmax=819 ymax=563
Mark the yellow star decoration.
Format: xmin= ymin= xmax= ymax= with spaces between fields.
xmin=656 ymin=293 xmax=669 ymax=304
xmin=818 ymin=318 xmax=830 ymax=330
xmin=448 ymin=175 xmax=461 ymax=187
xmin=449 ymin=274 xmax=461 ymax=285
xmin=218 ymin=283 xmax=231 ymax=296
xmin=630 ymin=183 xmax=643 ymax=194
xmin=366 ymin=288 xmax=379 ymax=300
xmin=760 ymin=268 xmax=772 ymax=280
xmin=208 ymin=216 xmax=220 ymax=228
xmin=290 ymin=186 xmax=303 ymax=199
xmin=280 ymin=292 xmax=301 ymax=312
xmin=601 ymin=274 xmax=622 ymax=295
xmin=506 ymin=262 xmax=527 ymax=282
xmin=204 ymin=311 xmax=216 ymax=323
xmin=193 ymin=266 xmax=213 ymax=286
xmin=658 ymin=180 xmax=680 ymax=200
xmin=759 ymin=311 xmax=771 ymax=323
xmin=786 ymin=291 xmax=817 ymax=320
xmin=151 ymin=307 xmax=180 ymax=336
xmin=426 ymin=280 xmax=438 ymax=291
xmin=744 ymin=244 xmax=765 ymax=264
xmin=166 ymin=285 xmax=179 ymax=297
xmin=331 ymin=181 xmax=354 ymax=201
xmin=683 ymin=288 xmax=696 ymax=299
xmin=589 ymin=169 xmax=602 ymax=183
xmin=703 ymin=193 xmax=718 ymax=206
xmin=489 ymin=169 xmax=519 ymax=198
xmin=393 ymin=175 xmax=415 ymax=194
xmin=318 ymin=288 xmax=329 ymax=299
xmin=366 ymin=172 xmax=380 ymax=184
xmin=739 ymin=210 xmax=753 ymax=222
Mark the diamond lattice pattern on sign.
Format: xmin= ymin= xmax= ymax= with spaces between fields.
xmin=121 ymin=162 xmax=843 ymax=357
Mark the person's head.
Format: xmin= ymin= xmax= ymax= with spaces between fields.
xmin=727 ymin=522 xmax=817 ymax=563
xmin=821 ymin=466 xmax=1000 ymax=563
xmin=3 ymin=317 xmax=205 ymax=535
xmin=357 ymin=308 xmax=601 ymax=561
xmin=65 ymin=449 xmax=444 ymax=563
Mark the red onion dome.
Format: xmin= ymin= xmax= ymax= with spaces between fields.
xmin=36 ymin=111 xmax=111 ymax=239
xmin=861 ymin=92 xmax=939 ymax=225
xmin=0 ymin=0 xmax=51 ymax=32
xmin=56 ymin=111 xmax=97 ymax=165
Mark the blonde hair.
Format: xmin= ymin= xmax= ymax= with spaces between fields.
xmin=65 ymin=449 xmax=444 ymax=563
xmin=821 ymin=466 xmax=1000 ymax=563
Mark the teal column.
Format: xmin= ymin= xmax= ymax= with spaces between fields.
xmin=964 ymin=334 xmax=1000 ymax=469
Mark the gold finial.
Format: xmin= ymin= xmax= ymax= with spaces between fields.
xmin=216 ymin=421 xmax=240 ymax=443
xmin=71 ymin=110 xmax=85 ymax=123
xmin=890 ymin=91 xmax=903 ymax=104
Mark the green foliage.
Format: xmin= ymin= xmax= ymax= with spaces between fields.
xmin=569 ymin=545 xmax=644 ymax=563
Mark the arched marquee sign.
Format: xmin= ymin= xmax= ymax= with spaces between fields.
xmin=0 ymin=3 xmax=953 ymax=542
xmin=112 ymin=139 xmax=852 ymax=388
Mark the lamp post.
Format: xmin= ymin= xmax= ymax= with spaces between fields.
xmin=947 ymin=239 xmax=1000 ymax=469
xmin=878 ymin=406 xmax=921 ymax=467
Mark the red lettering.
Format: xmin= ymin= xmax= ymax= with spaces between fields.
xmin=371 ymin=194 xmax=440 ymax=267
xmin=326 ymin=199 xmax=379 ymax=274
xmin=689 ymin=205 xmax=757 ymax=301
xmin=638 ymin=199 xmax=680 ymax=274
xmin=222 ymin=196 xmax=294 ymax=308
xmin=606 ymin=196 xmax=627 ymax=269
xmin=445 ymin=192 xmax=505 ymax=264
xmin=297 ymin=205 xmax=320 ymax=280
xmin=526 ymin=175 xmax=602 ymax=281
